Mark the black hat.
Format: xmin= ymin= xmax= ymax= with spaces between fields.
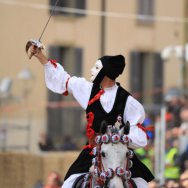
xmin=99 ymin=55 xmax=125 ymax=80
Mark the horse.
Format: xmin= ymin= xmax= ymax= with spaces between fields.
xmin=74 ymin=117 xmax=136 ymax=188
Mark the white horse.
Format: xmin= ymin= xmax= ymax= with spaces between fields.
xmin=80 ymin=120 xmax=135 ymax=188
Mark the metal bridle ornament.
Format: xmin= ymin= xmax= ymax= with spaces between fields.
xmin=95 ymin=134 xmax=132 ymax=145
xmin=82 ymin=130 xmax=134 ymax=188
xmin=25 ymin=0 xmax=60 ymax=59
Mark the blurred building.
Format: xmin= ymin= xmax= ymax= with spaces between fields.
xmin=0 ymin=0 xmax=187 ymax=152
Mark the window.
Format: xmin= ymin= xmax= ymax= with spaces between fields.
xmin=130 ymin=51 xmax=163 ymax=106
xmin=47 ymin=46 xmax=84 ymax=143
xmin=137 ymin=0 xmax=154 ymax=23
xmin=49 ymin=0 xmax=86 ymax=17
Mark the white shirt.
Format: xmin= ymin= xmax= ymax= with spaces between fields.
xmin=44 ymin=62 xmax=147 ymax=149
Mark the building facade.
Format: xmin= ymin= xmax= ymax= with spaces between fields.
xmin=0 ymin=0 xmax=187 ymax=152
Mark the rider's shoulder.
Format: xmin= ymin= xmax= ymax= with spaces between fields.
xmin=126 ymin=95 xmax=144 ymax=110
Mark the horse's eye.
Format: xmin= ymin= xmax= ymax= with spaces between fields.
xmin=101 ymin=151 xmax=106 ymax=157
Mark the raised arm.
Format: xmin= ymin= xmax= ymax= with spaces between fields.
xmin=29 ymin=45 xmax=92 ymax=109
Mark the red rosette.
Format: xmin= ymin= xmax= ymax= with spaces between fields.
xmin=121 ymin=135 xmax=129 ymax=144
xmin=105 ymin=168 xmax=114 ymax=179
xmin=86 ymin=127 xmax=95 ymax=139
xmin=115 ymin=167 xmax=125 ymax=177
xmin=86 ymin=112 xmax=94 ymax=122
xmin=101 ymin=134 xmax=110 ymax=143
xmin=112 ymin=134 xmax=121 ymax=143
xmin=87 ymin=123 xmax=92 ymax=127
xmin=85 ymin=112 xmax=95 ymax=139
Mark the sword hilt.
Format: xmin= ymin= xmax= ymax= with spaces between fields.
xmin=25 ymin=39 xmax=45 ymax=59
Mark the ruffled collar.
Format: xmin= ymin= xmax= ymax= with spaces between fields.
xmin=101 ymin=83 xmax=118 ymax=91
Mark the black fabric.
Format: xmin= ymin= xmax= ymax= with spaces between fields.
xmin=64 ymin=83 xmax=154 ymax=183
xmin=86 ymin=83 xmax=130 ymax=132
xmin=99 ymin=55 xmax=125 ymax=80
xmin=93 ymin=68 xmax=105 ymax=85
xmin=64 ymin=84 xmax=129 ymax=181
xmin=72 ymin=173 xmax=86 ymax=188
xmin=130 ymin=151 xmax=154 ymax=182
xmin=64 ymin=148 xmax=93 ymax=180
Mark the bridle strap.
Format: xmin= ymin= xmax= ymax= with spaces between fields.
xmin=89 ymin=175 xmax=93 ymax=188
xmin=91 ymin=132 xmax=133 ymax=187
xmin=95 ymin=145 xmax=129 ymax=187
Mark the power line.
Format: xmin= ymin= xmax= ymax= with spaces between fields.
xmin=0 ymin=0 xmax=188 ymax=23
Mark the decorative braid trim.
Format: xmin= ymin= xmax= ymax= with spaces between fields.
xmin=88 ymin=89 xmax=104 ymax=106
xmin=63 ymin=77 xmax=70 ymax=96
xmin=136 ymin=123 xmax=150 ymax=139
xmin=48 ymin=59 xmax=57 ymax=68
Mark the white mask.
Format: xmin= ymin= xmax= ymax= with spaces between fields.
xmin=90 ymin=60 xmax=103 ymax=82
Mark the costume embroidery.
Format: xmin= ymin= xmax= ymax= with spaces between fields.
xmin=136 ymin=123 xmax=154 ymax=139
xmin=84 ymin=112 xmax=95 ymax=154
xmin=48 ymin=59 xmax=57 ymax=68
xmin=85 ymin=89 xmax=105 ymax=151
xmin=86 ymin=112 xmax=95 ymax=139
xmin=83 ymin=144 xmax=94 ymax=155
xmin=88 ymin=89 xmax=104 ymax=106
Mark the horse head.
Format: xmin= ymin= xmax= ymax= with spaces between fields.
xmin=86 ymin=118 xmax=134 ymax=188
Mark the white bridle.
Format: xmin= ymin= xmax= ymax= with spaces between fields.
xmin=82 ymin=128 xmax=134 ymax=188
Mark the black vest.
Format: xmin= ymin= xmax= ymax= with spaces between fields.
xmin=86 ymin=83 xmax=130 ymax=132
xmin=64 ymin=84 xmax=154 ymax=182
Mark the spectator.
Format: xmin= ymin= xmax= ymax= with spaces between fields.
xmin=61 ymin=135 xmax=78 ymax=151
xmin=166 ymin=95 xmax=182 ymax=127
xmin=43 ymin=172 xmax=62 ymax=188
xmin=33 ymin=180 xmax=43 ymax=188
xmin=165 ymin=139 xmax=180 ymax=180
xmin=165 ymin=180 xmax=179 ymax=188
xmin=179 ymin=106 xmax=188 ymax=154
xmin=180 ymin=170 xmax=188 ymax=188
xmin=148 ymin=180 xmax=158 ymax=188
xmin=38 ymin=132 xmax=54 ymax=151
xmin=178 ymin=145 xmax=188 ymax=173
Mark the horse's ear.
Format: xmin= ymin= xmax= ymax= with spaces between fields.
xmin=124 ymin=121 xmax=130 ymax=135
xmin=100 ymin=120 xmax=108 ymax=134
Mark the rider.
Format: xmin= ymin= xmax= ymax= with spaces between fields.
xmin=29 ymin=46 xmax=154 ymax=188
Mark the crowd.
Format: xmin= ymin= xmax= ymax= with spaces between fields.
xmin=33 ymin=172 xmax=63 ymax=188
xmin=148 ymin=170 xmax=188 ymax=188
xmin=139 ymin=92 xmax=188 ymax=188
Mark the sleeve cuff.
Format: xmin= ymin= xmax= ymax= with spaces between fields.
xmin=44 ymin=61 xmax=52 ymax=67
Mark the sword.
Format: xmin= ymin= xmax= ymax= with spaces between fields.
xmin=25 ymin=0 xmax=60 ymax=59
